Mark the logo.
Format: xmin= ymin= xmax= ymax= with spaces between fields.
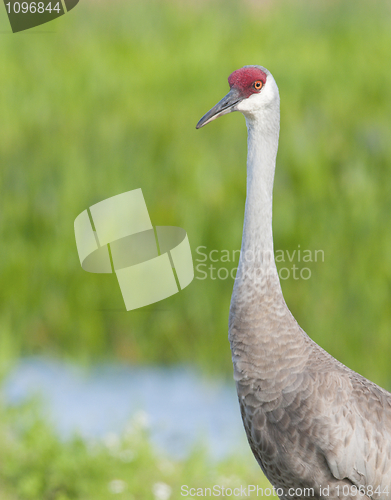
xmin=74 ymin=189 xmax=194 ymax=311
xmin=4 ymin=0 xmax=79 ymax=33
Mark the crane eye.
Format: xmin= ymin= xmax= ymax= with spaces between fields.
xmin=253 ymin=80 xmax=263 ymax=91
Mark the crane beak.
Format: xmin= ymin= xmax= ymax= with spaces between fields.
xmin=196 ymin=88 xmax=241 ymax=129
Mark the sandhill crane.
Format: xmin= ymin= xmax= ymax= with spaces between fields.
xmin=196 ymin=66 xmax=391 ymax=500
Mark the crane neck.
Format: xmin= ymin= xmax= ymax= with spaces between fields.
xmin=234 ymin=109 xmax=282 ymax=300
xmin=228 ymin=80 xmax=307 ymax=383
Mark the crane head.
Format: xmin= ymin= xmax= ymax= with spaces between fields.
xmin=196 ymin=65 xmax=278 ymax=129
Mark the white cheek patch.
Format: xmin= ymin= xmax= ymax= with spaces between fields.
xmin=236 ymin=93 xmax=265 ymax=113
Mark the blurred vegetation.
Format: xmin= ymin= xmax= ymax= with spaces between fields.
xmin=0 ymin=0 xmax=391 ymax=390
xmin=0 ymin=399 xmax=269 ymax=499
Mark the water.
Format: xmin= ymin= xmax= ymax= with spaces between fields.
xmin=2 ymin=357 xmax=247 ymax=459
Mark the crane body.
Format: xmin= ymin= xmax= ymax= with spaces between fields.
xmin=197 ymin=66 xmax=391 ymax=500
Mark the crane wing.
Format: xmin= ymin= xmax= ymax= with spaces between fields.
xmin=322 ymin=371 xmax=391 ymax=498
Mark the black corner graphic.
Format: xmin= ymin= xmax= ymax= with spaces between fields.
xmin=64 ymin=0 xmax=78 ymax=11
xmin=3 ymin=0 xmax=79 ymax=33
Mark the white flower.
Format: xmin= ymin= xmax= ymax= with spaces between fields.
xmin=103 ymin=432 xmax=120 ymax=451
xmin=108 ymin=479 xmax=127 ymax=494
xmin=158 ymin=459 xmax=175 ymax=474
xmin=152 ymin=481 xmax=172 ymax=500
xmin=124 ymin=410 xmax=151 ymax=439
xmin=133 ymin=409 xmax=150 ymax=429
xmin=119 ymin=449 xmax=136 ymax=462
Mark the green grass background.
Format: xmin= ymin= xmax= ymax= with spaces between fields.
xmin=0 ymin=399 xmax=270 ymax=499
xmin=1 ymin=0 xmax=391 ymax=497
